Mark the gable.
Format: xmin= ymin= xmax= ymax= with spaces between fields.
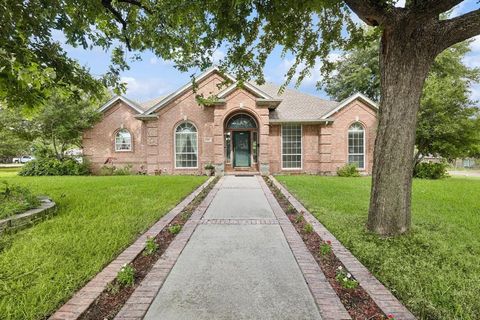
xmin=321 ymin=93 xmax=377 ymax=119
xmin=144 ymin=67 xmax=236 ymax=115
xmin=98 ymin=96 xmax=144 ymax=114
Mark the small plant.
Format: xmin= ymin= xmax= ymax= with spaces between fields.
xmin=286 ymin=204 xmax=296 ymax=214
xmin=117 ymin=264 xmax=135 ymax=287
xmin=303 ymin=223 xmax=313 ymax=234
xmin=204 ymin=163 xmax=214 ymax=170
xmin=294 ymin=214 xmax=304 ymax=224
xmin=168 ymin=224 xmax=182 ymax=234
xmin=386 ymin=315 xmax=396 ymax=320
xmin=337 ymin=163 xmax=361 ymax=177
xmin=319 ymin=240 xmax=332 ymax=256
xmin=106 ymin=282 xmax=120 ymax=294
xmin=143 ymin=236 xmax=159 ymax=256
xmin=113 ymin=164 xmax=133 ymax=176
xmin=335 ymin=266 xmax=359 ymax=289
xmin=180 ymin=211 xmax=190 ymax=222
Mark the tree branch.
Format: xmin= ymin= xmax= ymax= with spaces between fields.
xmin=117 ymin=0 xmax=152 ymax=14
xmin=410 ymin=0 xmax=464 ymax=16
xmin=438 ymin=8 xmax=480 ymax=51
xmin=343 ymin=0 xmax=394 ymax=26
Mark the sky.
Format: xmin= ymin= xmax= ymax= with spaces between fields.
xmin=57 ymin=0 xmax=480 ymax=104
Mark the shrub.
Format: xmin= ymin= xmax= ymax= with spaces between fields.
xmin=117 ymin=264 xmax=135 ymax=287
xmin=337 ymin=163 xmax=361 ymax=177
xmin=19 ymin=158 xmax=90 ymax=176
xmin=99 ymin=164 xmax=133 ymax=176
xmin=413 ymin=162 xmax=449 ymax=179
xmin=0 ymin=182 xmax=40 ymax=219
xmin=143 ymin=236 xmax=159 ymax=256
xmin=303 ymin=223 xmax=313 ymax=234
xmin=335 ymin=266 xmax=359 ymax=289
xmin=168 ymin=224 xmax=182 ymax=234
xmin=319 ymin=240 xmax=332 ymax=256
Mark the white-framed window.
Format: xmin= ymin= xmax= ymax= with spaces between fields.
xmin=115 ymin=129 xmax=132 ymax=151
xmin=348 ymin=122 xmax=365 ymax=169
xmin=282 ymin=123 xmax=302 ymax=169
xmin=175 ymin=122 xmax=198 ymax=168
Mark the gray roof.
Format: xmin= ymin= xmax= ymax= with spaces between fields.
xmin=257 ymin=83 xmax=339 ymax=121
xmin=139 ymin=96 xmax=166 ymax=111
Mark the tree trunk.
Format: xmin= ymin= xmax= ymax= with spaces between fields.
xmin=367 ymin=22 xmax=437 ymax=236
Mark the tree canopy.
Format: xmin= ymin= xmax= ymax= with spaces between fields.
xmin=2 ymin=0 xmax=480 ymax=236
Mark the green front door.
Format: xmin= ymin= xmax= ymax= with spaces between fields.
xmin=233 ymin=131 xmax=251 ymax=167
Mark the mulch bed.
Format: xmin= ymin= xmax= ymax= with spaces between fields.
xmin=264 ymin=177 xmax=386 ymax=320
xmin=79 ymin=177 xmax=218 ymax=320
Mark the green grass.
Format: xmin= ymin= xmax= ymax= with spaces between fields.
xmin=276 ymin=175 xmax=480 ymax=320
xmin=0 ymin=170 xmax=207 ymax=319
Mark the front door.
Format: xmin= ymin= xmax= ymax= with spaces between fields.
xmin=233 ymin=131 xmax=251 ymax=167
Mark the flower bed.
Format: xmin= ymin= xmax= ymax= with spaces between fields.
xmin=78 ymin=177 xmax=218 ymax=320
xmin=264 ymin=177 xmax=386 ymax=320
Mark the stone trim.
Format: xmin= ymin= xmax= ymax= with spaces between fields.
xmin=114 ymin=177 xmax=224 ymax=320
xmin=269 ymin=175 xmax=416 ymax=320
xmin=49 ymin=177 xmax=216 ymax=320
xmin=0 ymin=197 xmax=56 ymax=235
xmin=257 ymin=176 xmax=351 ymax=320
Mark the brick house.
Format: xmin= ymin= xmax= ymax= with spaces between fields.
xmin=83 ymin=67 xmax=378 ymax=175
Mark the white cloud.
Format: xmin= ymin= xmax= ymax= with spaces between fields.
xmin=149 ymin=57 xmax=158 ymax=65
xmin=120 ymin=76 xmax=173 ymax=101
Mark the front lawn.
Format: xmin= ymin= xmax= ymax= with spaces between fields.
xmin=276 ymin=175 xmax=480 ymax=320
xmin=0 ymin=170 xmax=207 ymax=320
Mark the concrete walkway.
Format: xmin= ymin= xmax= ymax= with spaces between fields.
xmin=143 ymin=176 xmax=322 ymax=320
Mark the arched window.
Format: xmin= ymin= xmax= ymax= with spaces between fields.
xmin=175 ymin=122 xmax=198 ymax=168
xmin=226 ymin=114 xmax=257 ymax=129
xmin=348 ymin=123 xmax=365 ymax=169
xmin=115 ymin=129 xmax=132 ymax=151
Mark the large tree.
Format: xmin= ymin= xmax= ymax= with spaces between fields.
xmin=1 ymin=1 xmax=480 ymax=236
xmin=325 ymin=39 xmax=480 ymax=165
xmin=0 ymin=91 xmax=104 ymax=160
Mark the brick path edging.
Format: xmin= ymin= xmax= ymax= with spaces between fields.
xmin=114 ymin=176 xmax=225 ymax=320
xmin=49 ymin=176 xmax=215 ymax=320
xmin=268 ymin=175 xmax=416 ymax=320
xmin=257 ymin=176 xmax=351 ymax=320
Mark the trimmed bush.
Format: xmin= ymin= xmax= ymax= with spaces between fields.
xmin=19 ymin=158 xmax=90 ymax=176
xmin=99 ymin=164 xmax=133 ymax=176
xmin=0 ymin=181 xmax=40 ymax=219
xmin=337 ymin=164 xmax=361 ymax=177
xmin=413 ymin=162 xmax=449 ymax=179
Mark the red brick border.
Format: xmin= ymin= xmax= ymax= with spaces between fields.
xmin=114 ymin=177 xmax=224 ymax=320
xmin=49 ymin=176 xmax=216 ymax=320
xmin=257 ymin=176 xmax=351 ymax=320
xmin=269 ymin=175 xmax=416 ymax=320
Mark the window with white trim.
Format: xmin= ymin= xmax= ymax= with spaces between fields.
xmin=115 ymin=129 xmax=132 ymax=151
xmin=175 ymin=122 xmax=198 ymax=168
xmin=348 ymin=123 xmax=365 ymax=169
xmin=282 ymin=124 xmax=302 ymax=169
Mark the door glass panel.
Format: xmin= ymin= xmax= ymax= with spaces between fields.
xmin=252 ymin=131 xmax=258 ymax=163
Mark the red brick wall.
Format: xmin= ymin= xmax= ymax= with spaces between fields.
xmin=84 ymin=71 xmax=377 ymax=175
xmin=268 ymin=100 xmax=377 ymax=175
xmin=83 ymin=102 xmax=146 ymax=173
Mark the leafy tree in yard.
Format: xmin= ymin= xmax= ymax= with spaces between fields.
xmin=0 ymin=127 xmax=30 ymax=162
xmin=1 ymin=90 xmax=105 ymax=160
xmin=325 ymin=37 xmax=480 ymax=166
xmin=2 ymin=0 xmax=480 ymax=235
